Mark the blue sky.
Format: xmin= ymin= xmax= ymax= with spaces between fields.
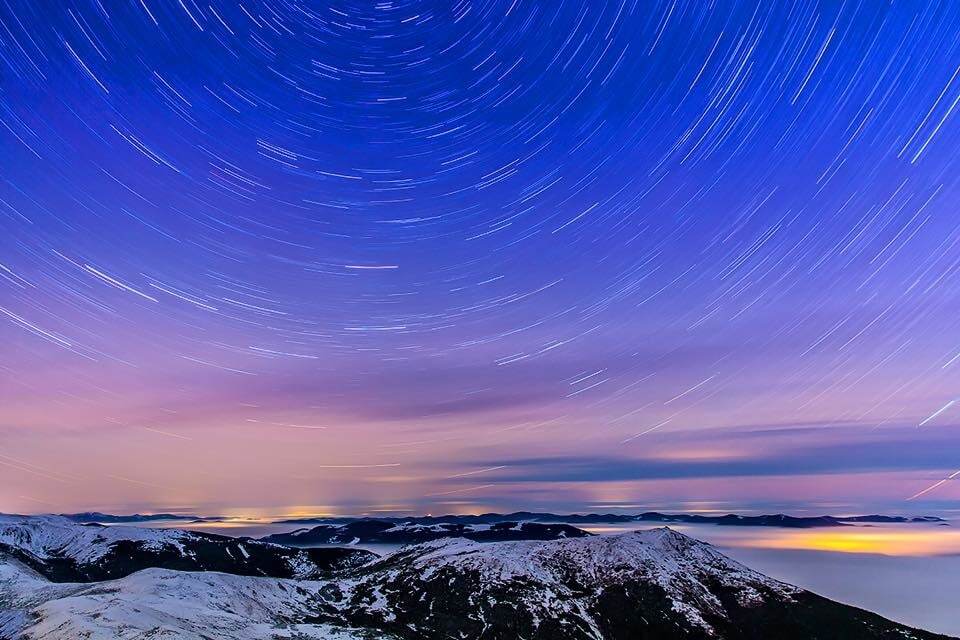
xmin=2 ymin=0 xmax=960 ymax=516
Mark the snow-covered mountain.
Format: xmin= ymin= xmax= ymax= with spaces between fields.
xmin=0 ymin=516 xmax=952 ymax=640
xmin=323 ymin=527 xmax=949 ymax=639
xmin=0 ymin=515 xmax=374 ymax=582
xmin=0 ymin=557 xmax=385 ymax=640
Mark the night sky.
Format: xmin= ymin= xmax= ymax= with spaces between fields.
xmin=2 ymin=1 xmax=960 ymax=517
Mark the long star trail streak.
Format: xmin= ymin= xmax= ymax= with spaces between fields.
xmin=1 ymin=1 xmax=959 ymax=517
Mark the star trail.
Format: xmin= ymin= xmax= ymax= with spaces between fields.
xmin=2 ymin=0 xmax=960 ymax=516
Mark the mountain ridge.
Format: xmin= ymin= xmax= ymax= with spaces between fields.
xmin=52 ymin=510 xmax=948 ymax=529
xmin=0 ymin=515 xmax=374 ymax=583
xmin=262 ymin=520 xmax=592 ymax=546
xmin=0 ymin=516 xmax=952 ymax=640
xmin=273 ymin=511 xmax=947 ymax=528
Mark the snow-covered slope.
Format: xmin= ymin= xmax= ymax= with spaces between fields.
xmin=0 ymin=515 xmax=193 ymax=565
xmin=0 ymin=515 xmax=374 ymax=582
xmin=0 ymin=517 xmax=951 ymax=640
xmin=0 ymin=554 xmax=73 ymax=639
xmin=319 ymin=528 xmax=948 ymax=639
xmin=369 ymin=528 xmax=793 ymax=630
xmin=319 ymin=528 xmax=797 ymax=638
xmin=0 ymin=555 xmax=388 ymax=640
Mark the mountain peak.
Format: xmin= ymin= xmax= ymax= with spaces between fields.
xmin=0 ymin=516 xmax=951 ymax=640
xmin=348 ymin=525 xmax=793 ymax=635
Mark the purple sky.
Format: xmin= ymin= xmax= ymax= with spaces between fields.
xmin=2 ymin=1 xmax=960 ymax=517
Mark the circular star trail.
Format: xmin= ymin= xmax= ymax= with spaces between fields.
xmin=2 ymin=1 xmax=960 ymax=514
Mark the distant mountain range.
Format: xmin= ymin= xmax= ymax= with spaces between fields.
xmin=0 ymin=515 xmax=950 ymax=640
xmin=57 ymin=509 xmax=947 ymax=529
xmin=262 ymin=520 xmax=591 ymax=546
xmin=274 ymin=510 xmax=947 ymax=528
xmin=59 ymin=512 xmax=200 ymax=524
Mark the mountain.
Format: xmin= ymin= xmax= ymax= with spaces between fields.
xmin=0 ymin=515 xmax=374 ymax=582
xmin=0 ymin=517 xmax=951 ymax=640
xmin=59 ymin=512 xmax=198 ymax=524
xmin=0 ymin=556 xmax=386 ymax=640
xmin=837 ymin=515 xmax=947 ymax=524
xmin=634 ymin=513 xmax=854 ymax=528
xmin=317 ymin=528 xmax=950 ymax=640
xmin=277 ymin=511 xmax=946 ymax=528
xmin=277 ymin=511 xmax=637 ymax=525
xmin=633 ymin=513 xmax=948 ymax=528
xmin=262 ymin=520 xmax=592 ymax=546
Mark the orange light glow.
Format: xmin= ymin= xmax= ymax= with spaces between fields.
xmin=744 ymin=527 xmax=960 ymax=556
